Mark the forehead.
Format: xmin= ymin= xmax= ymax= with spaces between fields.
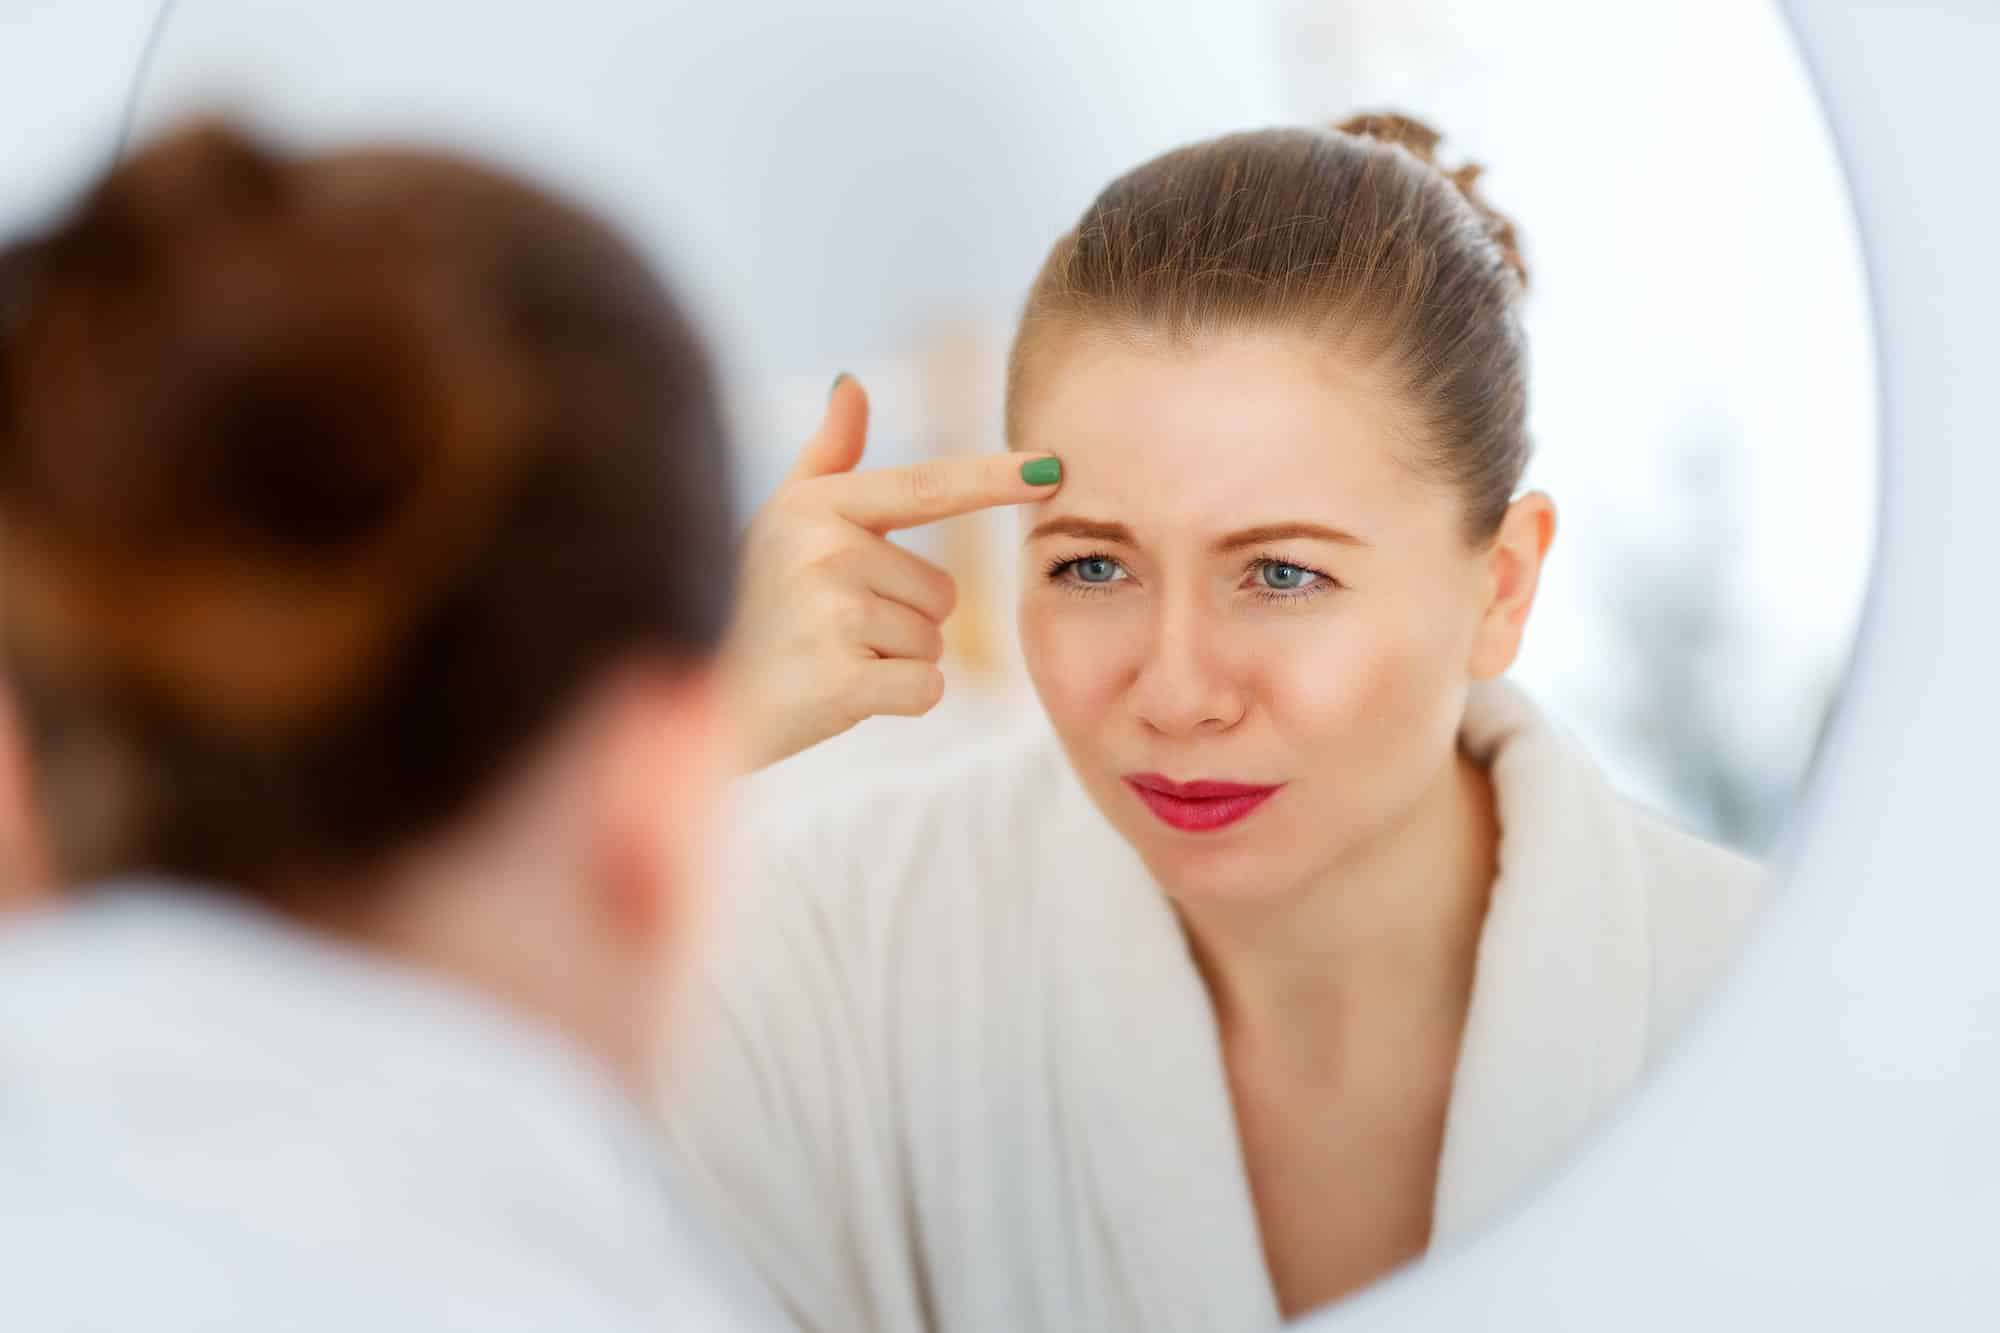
xmin=1013 ymin=327 xmax=1438 ymax=539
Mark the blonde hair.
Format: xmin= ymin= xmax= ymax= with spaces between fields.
xmin=1007 ymin=112 xmax=1530 ymax=545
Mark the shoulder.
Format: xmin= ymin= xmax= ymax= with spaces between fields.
xmin=1617 ymin=798 xmax=1768 ymax=1052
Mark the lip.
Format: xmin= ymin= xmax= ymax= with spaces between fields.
xmin=1123 ymin=773 xmax=1285 ymax=833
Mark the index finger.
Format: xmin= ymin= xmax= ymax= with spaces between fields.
xmin=816 ymin=453 xmax=1063 ymax=533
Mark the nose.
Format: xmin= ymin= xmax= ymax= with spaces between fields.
xmin=1128 ymin=590 xmax=1248 ymax=739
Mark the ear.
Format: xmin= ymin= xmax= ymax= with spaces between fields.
xmin=1468 ymin=490 xmax=1557 ymax=680
xmin=592 ymin=661 xmax=725 ymax=960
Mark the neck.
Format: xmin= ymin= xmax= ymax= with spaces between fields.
xmin=293 ymin=785 xmax=660 ymax=1105
xmin=1176 ymin=743 xmax=1500 ymax=1082
xmin=346 ymin=871 xmax=659 ymax=1103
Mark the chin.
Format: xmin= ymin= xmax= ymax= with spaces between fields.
xmin=1121 ymin=822 xmax=1311 ymax=908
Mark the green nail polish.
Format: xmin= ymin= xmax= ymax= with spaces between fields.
xmin=1020 ymin=456 xmax=1062 ymax=486
xmin=828 ymin=371 xmax=850 ymax=401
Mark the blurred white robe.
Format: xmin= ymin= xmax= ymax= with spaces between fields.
xmin=660 ymin=676 xmax=1763 ymax=1332
xmin=0 ymin=886 xmax=786 ymax=1333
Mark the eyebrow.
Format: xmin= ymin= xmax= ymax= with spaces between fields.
xmin=1210 ymin=522 xmax=1370 ymax=552
xmin=1026 ymin=516 xmax=1370 ymax=551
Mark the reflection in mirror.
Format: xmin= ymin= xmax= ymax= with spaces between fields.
xmin=123 ymin=0 xmax=1871 ymax=1329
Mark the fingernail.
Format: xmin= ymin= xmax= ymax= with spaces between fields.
xmin=828 ymin=371 xmax=850 ymax=402
xmin=1020 ymin=456 xmax=1062 ymax=486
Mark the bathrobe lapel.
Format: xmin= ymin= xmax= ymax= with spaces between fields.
xmin=1046 ymin=753 xmax=1284 ymax=1333
xmin=1429 ymin=677 xmax=1653 ymax=1242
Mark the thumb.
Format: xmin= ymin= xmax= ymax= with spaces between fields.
xmin=784 ymin=372 xmax=870 ymax=484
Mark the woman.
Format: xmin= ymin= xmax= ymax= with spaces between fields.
xmin=664 ymin=113 xmax=1764 ymax=1330
xmin=0 ymin=121 xmax=781 ymax=1331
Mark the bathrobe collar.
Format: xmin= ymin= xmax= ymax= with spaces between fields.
xmin=1430 ymin=676 xmax=1652 ymax=1240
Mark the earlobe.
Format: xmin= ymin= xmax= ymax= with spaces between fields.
xmin=594 ymin=662 xmax=722 ymax=956
xmin=599 ymin=813 xmax=670 ymax=940
xmin=594 ymin=684 xmax=676 ymax=945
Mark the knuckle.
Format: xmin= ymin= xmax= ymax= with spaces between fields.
xmin=828 ymin=594 xmax=868 ymax=640
xmin=805 ymin=535 xmax=864 ymax=580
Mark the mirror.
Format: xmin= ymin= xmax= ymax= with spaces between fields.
xmin=125 ymin=0 xmax=1871 ymax=1326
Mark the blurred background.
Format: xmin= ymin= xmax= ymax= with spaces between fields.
xmin=0 ymin=0 xmax=1873 ymax=857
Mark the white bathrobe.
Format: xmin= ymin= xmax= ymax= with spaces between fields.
xmin=0 ymin=885 xmax=786 ymax=1333
xmin=660 ymin=677 xmax=1764 ymax=1332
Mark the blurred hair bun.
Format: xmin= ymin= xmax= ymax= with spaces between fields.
xmin=1334 ymin=110 xmax=1529 ymax=292
xmin=0 ymin=119 xmax=522 ymax=738
xmin=0 ymin=113 xmax=735 ymax=890
xmin=65 ymin=120 xmax=289 ymax=263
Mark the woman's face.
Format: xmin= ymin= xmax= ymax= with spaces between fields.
xmin=1014 ymin=327 xmax=1540 ymax=906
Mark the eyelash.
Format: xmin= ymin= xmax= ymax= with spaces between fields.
xmin=1042 ymin=551 xmax=1340 ymax=604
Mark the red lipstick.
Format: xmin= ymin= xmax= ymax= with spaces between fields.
xmin=1123 ymin=773 xmax=1284 ymax=832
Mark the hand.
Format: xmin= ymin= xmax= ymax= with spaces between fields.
xmin=722 ymin=374 xmax=1063 ymax=773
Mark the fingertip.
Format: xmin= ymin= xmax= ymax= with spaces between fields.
xmin=789 ymin=373 xmax=870 ymax=483
xmin=825 ymin=371 xmax=871 ymax=432
xmin=1018 ymin=454 xmax=1062 ymax=488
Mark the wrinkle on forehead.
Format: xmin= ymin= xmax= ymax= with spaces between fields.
xmin=1011 ymin=325 xmax=1448 ymax=546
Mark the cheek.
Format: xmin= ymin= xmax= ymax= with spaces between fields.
xmin=1017 ymin=594 xmax=1135 ymax=732
xmin=1261 ymin=605 xmax=1465 ymax=773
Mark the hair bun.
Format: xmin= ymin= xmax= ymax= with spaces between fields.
xmin=0 ymin=120 xmax=522 ymax=738
xmin=55 ymin=120 xmax=289 ymax=279
xmin=1333 ymin=110 xmax=1529 ymax=292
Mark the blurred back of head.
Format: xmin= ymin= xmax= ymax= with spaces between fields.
xmin=0 ymin=126 xmax=785 ymax=1331
xmin=0 ymin=119 xmax=734 ymax=902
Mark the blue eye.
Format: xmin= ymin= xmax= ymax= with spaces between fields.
xmin=1245 ymin=555 xmax=1336 ymax=602
xmin=1075 ymin=557 xmax=1121 ymax=584
xmin=1259 ymin=561 xmax=1315 ymax=591
xmin=1043 ymin=552 xmax=1130 ymax=594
